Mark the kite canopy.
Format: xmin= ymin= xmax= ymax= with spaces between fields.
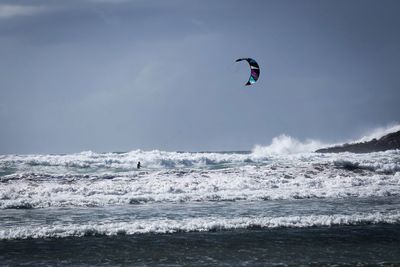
xmin=235 ymin=58 xmax=260 ymax=86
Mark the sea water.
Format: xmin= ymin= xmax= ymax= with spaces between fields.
xmin=0 ymin=148 xmax=399 ymax=265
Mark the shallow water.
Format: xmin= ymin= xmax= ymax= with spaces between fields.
xmin=1 ymin=225 xmax=400 ymax=266
xmin=1 ymin=197 xmax=400 ymax=239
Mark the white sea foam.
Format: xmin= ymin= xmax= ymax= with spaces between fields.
xmin=0 ymin=149 xmax=254 ymax=171
xmin=251 ymin=123 xmax=400 ymax=157
xmin=1 ymin=212 xmax=398 ymax=240
xmin=1 ymin=150 xmax=399 ymax=209
xmin=1 ymin=130 xmax=400 ymax=243
xmin=252 ymin=134 xmax=327 ymax=156
xmin=1 ymin=125 xmax=400 ymax=209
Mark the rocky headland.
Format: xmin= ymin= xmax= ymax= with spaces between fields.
xmin=316 ymin=131 xmax=400 ymax=153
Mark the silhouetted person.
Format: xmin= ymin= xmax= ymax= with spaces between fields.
xmin=137 ymin=161 xmax=141 ymax=169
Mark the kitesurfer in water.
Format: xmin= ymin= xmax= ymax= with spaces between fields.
xmin=137 ymin=161 xmax=141 ymax=169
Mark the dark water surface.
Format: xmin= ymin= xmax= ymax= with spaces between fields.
xmin=1 ymin=224 xmax=400 ymax=266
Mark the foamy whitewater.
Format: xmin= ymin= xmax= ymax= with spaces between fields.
xmin=1 ymin=130 xmax=400 ymax=265
xmin=1 ymin=132 xmax=400 ymax=241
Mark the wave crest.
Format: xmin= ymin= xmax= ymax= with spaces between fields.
xmin=355 ymin=123 xmax=400 ymax=143
xmin=1 ymin=212 xmax=399 ymax=240
xmin=252 ymin=134 xmax=326 ymax=156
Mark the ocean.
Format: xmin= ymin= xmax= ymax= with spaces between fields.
xmin=1 ymin=147 xmax=400 ymax=266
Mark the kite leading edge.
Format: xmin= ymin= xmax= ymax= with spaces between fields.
xmin=235 ymin=58 xmax=260 ymax=86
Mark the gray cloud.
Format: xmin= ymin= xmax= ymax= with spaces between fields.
xmin=0 ymin=4 xmax=50 ymax=19
xmin=0 ymin=0 xmax=399 ymax=154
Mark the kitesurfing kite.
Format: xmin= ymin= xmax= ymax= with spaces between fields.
xmin=235 ymin=58 xmax=260 ymax=86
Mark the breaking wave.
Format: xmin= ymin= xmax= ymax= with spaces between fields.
xmin=0 ymin=150 xmax=254 ymax=171
xmin=1 ymin=124 xmax=400 ymax=210
xmin=354 ymin=123 xmax=400 ymax=143
xmin=252 ymin=123 xmax=400 ymax=156
xmin=1 ymin=212 xmax=399 ymax=240
xmin=252 ymin=134 xmax=327 ymax=156
xmin=1 ymin=150 xmax=399 ymax=209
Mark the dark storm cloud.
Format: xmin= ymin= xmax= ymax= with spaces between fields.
xmin=0 ymin=0 xmax=399 ymax=154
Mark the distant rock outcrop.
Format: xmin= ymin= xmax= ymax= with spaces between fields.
xmin=316 ymin=131 xmax=400 ymax=153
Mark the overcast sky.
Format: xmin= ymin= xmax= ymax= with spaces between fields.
xmin=0 ymin=0 xmax=399 ymax=154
